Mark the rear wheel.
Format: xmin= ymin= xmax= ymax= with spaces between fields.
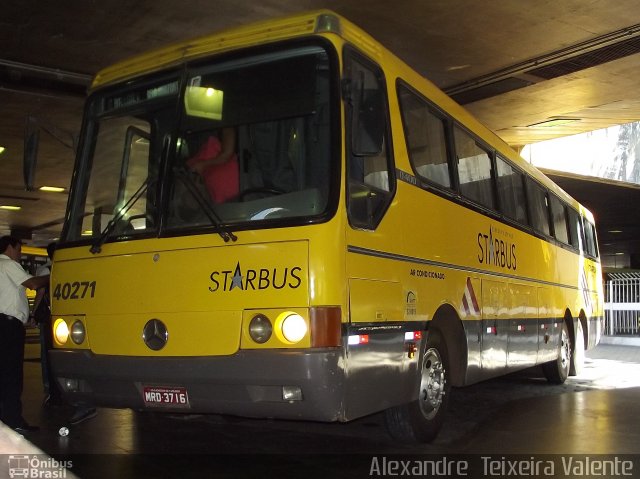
xmin=570 ymin=320 xmax=585 ymax=376
xmin=384 ymin=331 xmax=450 ymax=443
xmin=542 ymin=321 xmax=571 ymax=384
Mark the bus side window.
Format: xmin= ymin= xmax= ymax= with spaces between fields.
xmin=398 ymin=85 xmax=452 ymax=189
xmin=454 ymin=126 xmax=495 ymax=210
xmin=568 ymin=208 xmax=583 ymax=250
xmin=345 ymin=50 xmax=394 ymax=230
xmin=584 ymin=219 xmax=599 ymax=258
xmin=550 ymin=194 xmax=570 ymax=244
xmin=496 ymin=155 xmax=527 ymax=225
xmin=526 ymin=178 xmax=551 ymax=237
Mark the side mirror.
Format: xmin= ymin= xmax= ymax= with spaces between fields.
xmin=23 ymin=116 xmax=39 ymax=191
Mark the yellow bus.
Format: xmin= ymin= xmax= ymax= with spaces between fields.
xmin=20 ymin=245 xmax=48 ymax=274
xmin=41 ymin=11 xmax=603 ymax=442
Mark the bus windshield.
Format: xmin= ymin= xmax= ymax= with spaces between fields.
xmin=63 ymin=43 xmax=336 ymax=244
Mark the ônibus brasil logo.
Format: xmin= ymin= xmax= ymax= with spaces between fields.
xmin=7 ymin=455 xmax=73 ymax=478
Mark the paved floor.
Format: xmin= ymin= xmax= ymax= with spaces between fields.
xmin=1 ymin=338 xmax=639 ymax=478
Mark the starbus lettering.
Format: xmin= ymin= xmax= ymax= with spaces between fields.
xmin=208 ymin=262 xmax=302 ymax=292
xmin=477 ymin=226 xmax=517 ymax=271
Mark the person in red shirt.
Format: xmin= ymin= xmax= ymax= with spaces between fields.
xmin=186 ymin=127 xmax=239 ymax=204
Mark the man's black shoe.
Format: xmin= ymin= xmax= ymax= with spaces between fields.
xmin=13 ymin=423 xmax=40 ymax=434
xmin=70 ymin=407 xmax=97 ymax=425
xmin=43 ymin=393 xmax=65 ymax=407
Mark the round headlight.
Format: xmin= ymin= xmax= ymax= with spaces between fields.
xmin=70 ymin=320 xmax=86 ymax=345
xmin=53 ymin=318 xmax=69 ymax=346
xmin=249 ymin=314 xmax=272 ymax=344
xmin=281 ymin=313 xmax=307 ymax=343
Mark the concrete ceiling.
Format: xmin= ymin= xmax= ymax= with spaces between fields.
xmin=1 ymin=0 xmax=640 ymax=265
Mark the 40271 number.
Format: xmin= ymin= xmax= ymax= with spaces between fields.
xmin=53 ymin=281 xmax=97 ymax=300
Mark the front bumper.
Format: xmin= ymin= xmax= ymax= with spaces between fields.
xmin=50 ymin=348 xmax=346 ymax=422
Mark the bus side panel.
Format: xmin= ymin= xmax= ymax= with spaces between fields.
xmin=343 ymin=328 xmax=417 ymax=420
xmin=480 ymin=279 xmax=508 ymax=376
xmin=343 ymin=277 xmax=419 ymax=419
xmin=585 ymin=258 xmax=605 ymax=349
xmin=348 ymin=278 xmax=403 ymax=324
xmin=461 ymin=317 xmax=483 ymax=385
xmin=506 ymin=283 xmax=539 ymax=368
xmin=537 ymin=287 xmax=560 ymax=363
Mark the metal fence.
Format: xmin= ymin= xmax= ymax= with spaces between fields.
xmin=604 ymin=272 xmax=640 ymax=336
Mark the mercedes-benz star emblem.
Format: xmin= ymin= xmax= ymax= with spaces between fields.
xmin=142 ymin=319 xmax=168 ymax=351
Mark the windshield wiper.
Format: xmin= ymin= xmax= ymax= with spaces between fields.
xmin=173 ymin=167 xmax=238 ymax=243
xmin=90 ymin=178 xmax=151 ymax=254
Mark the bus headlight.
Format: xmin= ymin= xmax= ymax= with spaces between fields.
xmin=70 ymin=320 xmax=86 ymax=344
xmin=53 ymin=318 xmax=69 ymax=346
xmin=280 ymin=313 xmax=308 ymax=343
xmin=249 ymin=314 xmax=272 ymax=343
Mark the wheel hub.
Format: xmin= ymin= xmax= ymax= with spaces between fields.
xmin=561 ymin=327 xmax=571 ymax=369
xmin=418 ymin=348 xmax=446 ymax=419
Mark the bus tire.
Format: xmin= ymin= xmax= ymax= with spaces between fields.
xmin=570 ymin=320 xmax=585 ymax=376
xmin=384 ymin=330 xmax=450 ymax=443
xmin=542 ymin=321 xmax=571 ymax=384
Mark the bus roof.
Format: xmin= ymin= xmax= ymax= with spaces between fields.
xmin=92 ymin=10 xmax=337 ymax=90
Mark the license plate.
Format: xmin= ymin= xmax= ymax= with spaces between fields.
xmin=143 ymin=386 xmax=190 ymax=408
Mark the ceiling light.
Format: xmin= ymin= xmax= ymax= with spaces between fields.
xmin=608 ymin=230 xmax=623 ymax=234
xmin=527 ymin=118 xmax=580 ymax=128
xmin=0 ymin=205 xmax=21 ymax=211
xmin=447 ymin=64 xmax=470 ymax=72
xmin=0 ymin=146 xmax=5 ymax=155
xmin=39 ymin=186 xmax=66 ymax=193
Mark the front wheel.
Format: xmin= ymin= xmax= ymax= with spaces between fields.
xmin=542 ymin=321 xmax=571 ymax=384
xmin=384 ymin=331 xmax=450 ymax=443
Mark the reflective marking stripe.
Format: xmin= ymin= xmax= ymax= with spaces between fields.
xmin=462 ymin=277 xmax=480 ymax=316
